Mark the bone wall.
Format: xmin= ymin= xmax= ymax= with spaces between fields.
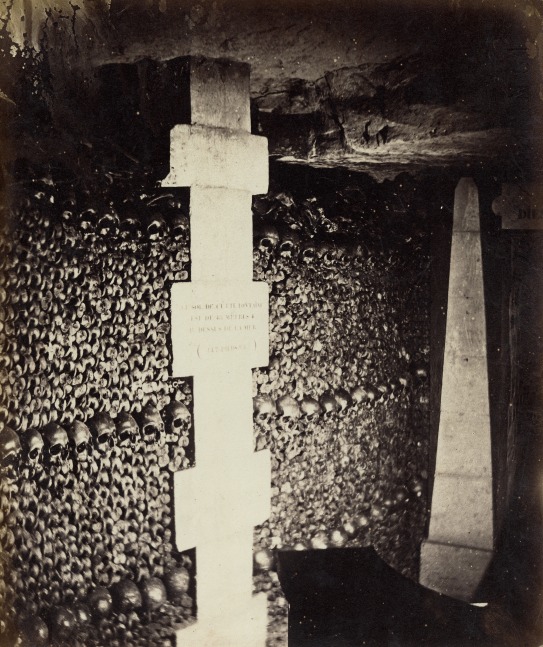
xmin=0 ymin=167 xmax=196 ymax=646
xmin=250 ymin=165 xmax=432 ymax=640
xmin=0 ymin=160 xmax=432 ymax=646
xmin=0 ymin=35 xmax=432 ymax=646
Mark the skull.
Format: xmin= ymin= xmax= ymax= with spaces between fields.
xmin=43 ymin=423 xmax=69 ymax=468
xmin=301 ymin=241 xmax=317 ymax=265
xmin=97 ymin=210 xmax=120 ymax=238
xmin=376 ymin=384 xmax=390 ymax=401
xmin=119 ymin=216 xmax=142 ymax=241
xmin=0 ymin=426 xmax=22 ymax=478
xmin=21 ymin=428 xmax=44 ymax=470
xmin=351 ymin=385 xmax=369 ymax=405
xmin=253 ymin=395 xmax=277 ymax=424
xmin=164 ymin=401 xmax=191 ymax=443
xmin=279 ymin=230 xmax=300 ymax=259
xmin=147 ymin=213 xmax=166 ymax=241
xmin=111 ymin=578 xmax=142 ymax=613
xmin=89 ymin=412 xmax=115 ymax=454
xmin=276 ymin=395 xmax=301 ymax=429
xmin=319 ymin=392 xmax=338 ymax=417
xmin=68 ymin=420 xmax=92 ymax=465
xmin=80 ymin=208 xmax=98 ymax=238
xmin=300 ymin=396 xmax=322 ymax=421
xmin=255 ymin=224 xmax=279 ymax=256
xmin=171 ymin=214 xmax=190 ymax=239
xmin=334 ymin=388 xmax=353 ymax=412
xmin=399 ymin=375 xmax=410 ymax=388
xmin=318 ymin=243 xmax=337 ymax=267
xmin=141 ymin=403 xmax=164 ymax=447
xmin=116 ymin=412 xmax=139 ymax=447
xmin=353 ymin=244 xmax=367 ymax=268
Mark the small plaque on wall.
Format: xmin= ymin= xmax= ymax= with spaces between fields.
xmin=492 ymin=183 xmax=543 ymax=230
xmin=170 ymin=281 xmax=269 ymax=376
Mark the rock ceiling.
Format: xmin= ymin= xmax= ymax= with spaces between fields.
xmin=98 ymin=0 xmax=543 ymax=180
xmin=2 ymin=0 xmax=543 ymax=180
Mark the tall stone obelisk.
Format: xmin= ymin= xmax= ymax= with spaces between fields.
xmin=420 ymin=177 xmax=494 ymax=601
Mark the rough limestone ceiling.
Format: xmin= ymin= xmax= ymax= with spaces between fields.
xmin=1 ymin=0 xmax=543 ymax=180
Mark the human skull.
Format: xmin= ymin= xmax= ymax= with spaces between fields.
xmin=89 ymin=412 xmax=115 ymax=454
xmin=171 ymin=214 xmax=190 ymax=239
xmin=80 ymin=208 xmax=98 ymax=238
xmin=164 ymin=401 xmax=191 ymax=443
xmin=0 ymin=426 xmax=22 ymax=478
xmin=116 ymin=412 xmax=139 ymax=447
xmin=319 ymin=392 xmax=338 ymax=417
xmin=253 ymin=395 xmax=277 ymax=424
xmin=300 ymin=396 xmax=322 ymax=421
xmin=97 ymin=210 xmax=120 ymax=238
xmin=279 ymin=230 xmax=300 ymax=259
xmin=119 ymin=216 xmax=142 ymax=241
xmin=276 ymin=395 xmax=301 ymax=429
xmin=255 ymin=224 xmax=279 ymax=256
xmin=334 ymin=388 xmax=353 ymax=412
xmin=43 ymin=423 xmax=70 ymax=468
xmin=141 ymin=404 xmax=164 ymax=447
xmin=21 ymin=428 xmax=44 ymax=470
xmin=376 ymin=384 xmax=390 ymax=401
xmin=351 ymin=385 xmax=369 ymax=405
xmin=301 ymin=241 xmax=317 ymax=265
xmin=352 ymin=244 xmax=367 ymax=268
xmin=68 ymin=420 xmax=92 ymax=464
xmin=147 ymin=213 xmax=166 ymax=241
xmin=318 ymin=243 xmax=337 ymax=267
xmin=365 ymin=385 xmax=378 ymax=403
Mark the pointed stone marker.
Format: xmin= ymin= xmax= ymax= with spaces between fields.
xmin=161 ymin=57 xmax=270 ymax=646
xmin=420 ymin=178 xmax=494 ymax=601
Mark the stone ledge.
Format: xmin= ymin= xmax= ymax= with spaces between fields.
xmin=420 ymin=540 xmax=493 ymax=602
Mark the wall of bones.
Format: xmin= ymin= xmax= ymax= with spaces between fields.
xmin=0 ymin=30 xmax=432 ymax=647
xmin=0 ymin=158 xmax=432 ymax=645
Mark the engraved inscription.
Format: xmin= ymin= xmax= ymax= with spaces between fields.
xmin=170 ymin=283 xmax=269 ymax=375
xmin=492 ymin=183 xmax=543 ymax=230
xmin=517 ymin=207 xmax=543 ymax=220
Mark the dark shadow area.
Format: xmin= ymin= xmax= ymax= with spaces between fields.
xmin=278 ymin=547 xmax=526 ymax=646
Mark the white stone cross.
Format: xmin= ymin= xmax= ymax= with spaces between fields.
xmin=161 ymin=57 xmax=271 ymax=646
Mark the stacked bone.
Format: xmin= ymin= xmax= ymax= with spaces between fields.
xmin=0 ymin=404 xmax=195 ymax=646
xmin=1 ymin=170 xmax=190 ymax=431
xmin=251 ymin=181 xmax=430 ymax=641
xmin=0 ymin=160 xmax=431 ymax=646
xmin=0 ymin=166 xmax=196 ymax=645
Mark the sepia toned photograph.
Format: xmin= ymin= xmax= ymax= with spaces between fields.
xmin=0 ymin=0 xmax=542 ymax=645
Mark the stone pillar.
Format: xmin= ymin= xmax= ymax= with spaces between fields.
xmin=161 ymin=57 xmax=271 ymax=646
xmin=420 ymin=177 xmax=494 ymax=601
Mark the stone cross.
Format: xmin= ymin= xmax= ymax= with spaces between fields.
xmin=420 ymin=178 xmax=493 ymax=601
xmin=161 ymin=57 xmax=271 ymax=646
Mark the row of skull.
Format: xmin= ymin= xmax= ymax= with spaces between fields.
xmin=1 ymin=184 xmax=192 ymax=437
xmin=11 ymin=175 xmax=190 ymax=245
xmin=0 ymin=401 xmax=192 ymax=477
xmin=253 ymin=371 xmax=425 ymax=425
xmin=254 ymin=222 xmax=406 ymax=272
xmin=14 ymin=563 xmax=191 ymax=646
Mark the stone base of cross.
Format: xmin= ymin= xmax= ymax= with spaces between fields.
xmin=161 ymin=57 xmax=271 ymax=646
